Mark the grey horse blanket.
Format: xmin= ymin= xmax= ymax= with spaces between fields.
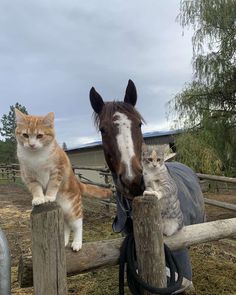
xmin=112 ymin=162 xmax=206 ymax=283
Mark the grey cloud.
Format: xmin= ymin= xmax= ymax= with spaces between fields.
xmin=0 ymin=0 xmax=193 ymax=148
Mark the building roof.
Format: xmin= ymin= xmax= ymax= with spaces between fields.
xmin=66 ymin=129 xmax=182 ymax=152
xmin=143 ymin=129 xmax=181 ymax=139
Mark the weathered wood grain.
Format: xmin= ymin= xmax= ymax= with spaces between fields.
xmin=197 ymin=173 xmax=236 ymax=184
xmin=31 ymin=202 xmax=67 ymax=295
xmin=204 ymin=197 xmax=236 ymax=211
xmin=133 ymin=196 xmax=167 ymax=294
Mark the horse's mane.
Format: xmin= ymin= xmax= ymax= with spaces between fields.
xmin=93 ymin=101 xmax=145 ymax=129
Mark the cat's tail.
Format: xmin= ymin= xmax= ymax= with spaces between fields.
xmin=79 ymin=182 xmax=113 ymax=199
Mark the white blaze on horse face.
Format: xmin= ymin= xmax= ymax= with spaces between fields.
xmin=114 ymin=112 xmax=135 ymax=181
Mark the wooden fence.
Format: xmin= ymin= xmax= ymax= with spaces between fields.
xmin=18 ymin=198 xmax=236 ymax=294
xmin=0 ymin=164 xmax=231 ymax=293
xmin=0 ymin=164 xmax=115 ymax=191
xmin=72 ymin=165 xmax=114 ymax=190
xmin=198 ymin=172 xmax=236 ymax=194
xmin=197 ymin=173 xmax=236 ymax=212
xmin=1 ymin=163 xmax=235 ymax=212
xmin=0 ymin=163 xmax=21 ymax=182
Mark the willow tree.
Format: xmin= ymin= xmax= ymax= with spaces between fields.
xmin=172 ymin=0 xmax=236 ymax=175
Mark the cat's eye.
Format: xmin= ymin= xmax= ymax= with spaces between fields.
xmin=147 ymin=157 xmax=153 ymax=162
xmin=157 ymin=158 xmax=161 ymax=162
xmin=37 ymin=134 xmax=43 ymax=139
xmin=22 ymin=133 xmax=29 ymax=138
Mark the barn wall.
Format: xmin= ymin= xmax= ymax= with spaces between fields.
xmin=66 ymin=147 xmax=107 ymax=184
xmin=144 ymin=135 xmax=174 ymax=145
xmin=67 ymin=148 xmax=105 ymax=167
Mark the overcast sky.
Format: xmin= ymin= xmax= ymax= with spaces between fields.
xmin=0 ymin=0 xmax=193 ymax=149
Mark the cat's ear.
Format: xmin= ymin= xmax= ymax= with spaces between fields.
xmin=43 ymin=112 xmax=54 ymax=127
xmin=15 ymin=108 xmax=26 ymax=125
xmin=90 ymin=87 xmax=104 ymax=114
xmin=162 ymin=144 xmax=176 ymax=162
xmin=164 ymin=152 xmax=176 ymax=162
xmin=124 ymin=80 xmax=137 ymax=106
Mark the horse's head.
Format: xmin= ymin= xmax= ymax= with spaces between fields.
xmin=90 ymin=80 xmax=144 ymax=199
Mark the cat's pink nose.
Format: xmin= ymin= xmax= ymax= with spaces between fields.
xmin=29 ymin=143 xmax=36 ymax=148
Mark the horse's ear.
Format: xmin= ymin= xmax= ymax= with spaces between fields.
xmin=89 ymin=87 xmax=105 ymax=114
xmin=124 ymin=79 xmax=137 ymax=106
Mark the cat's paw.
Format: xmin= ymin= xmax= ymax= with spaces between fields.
xmin=45 ymin=195 xmax=56 ymax=203
xmin=32 ymin=197 xmax=46 ymax=206
xmin=71 ymin=241 xmax=82 ymax=252
xmin=153 ymin=191 xmax=163 ymax=200
xmin=143 ymin=190 xmax=162 ymax=200
xmin=143 ymin=190 xmax=154 ymax=196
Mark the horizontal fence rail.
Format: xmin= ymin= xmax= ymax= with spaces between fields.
xmin=18 ymin=217 xmax=236 ymax=288
xmin=72 ymin=165 xmax=115 ymax=191
xmin=204 ymin=198 xmax=236 ymax=211
xmin=72 ymin=165 xmax=110 ymax=173
xmin=197 ymin=173 xmax=236 ymax=184
xmin=1 ymin=163 xmax=235 ymax=211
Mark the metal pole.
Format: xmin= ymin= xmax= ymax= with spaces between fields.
xmin=0 ymin=228 xmax=11 ymax=295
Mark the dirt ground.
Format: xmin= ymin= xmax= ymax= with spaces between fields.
xmin=0 ymin=183 xmax=235 ymax=295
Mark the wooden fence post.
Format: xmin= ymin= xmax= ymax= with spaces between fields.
xmin=31 ymin=202 xmax=67 ymax=295
xmin=133 ymin=195 xmax=167 ymax=295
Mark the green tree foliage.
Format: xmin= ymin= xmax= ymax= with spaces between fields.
xmin=172 ymin=0 xmax=236 ymax=176
xmin=175 ymin=132 xmax=223 ymax=175
xmin=0 ymin=103 xmax=28 ymax=163
xmin=0 ymin=103 xmax=28 ymax=142
xmin=0 ymin=140 xmax=17 ymax=163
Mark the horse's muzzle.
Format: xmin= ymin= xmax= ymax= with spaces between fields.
xmin=118 ymin=174 xmax=144 ymax=199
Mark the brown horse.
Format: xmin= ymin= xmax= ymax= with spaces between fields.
xmin=89 ymin=80 xmax=205 ymax=291
xmin=90 ymin=80 xmax=145 ymax=199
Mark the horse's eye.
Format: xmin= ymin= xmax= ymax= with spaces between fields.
xmin=37 ymin=134 xmax=43 ymax=139
xmin=138 ymin=122 xmax=142 ymax=128
xmin=22 ymin=133 xmax=29 ymax=138
xmin=99 ymin=127 xmax=105 ymax=135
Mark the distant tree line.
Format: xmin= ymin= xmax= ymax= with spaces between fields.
xmin=0 ymin=103 xmax=28 ymax=163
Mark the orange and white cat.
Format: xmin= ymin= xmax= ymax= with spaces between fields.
xmin=15 ymin=109 xmax=112 ymax=251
